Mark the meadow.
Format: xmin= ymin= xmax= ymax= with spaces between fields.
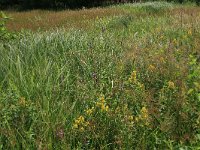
xmin=0 ymin=2 xmax=200 ymax=149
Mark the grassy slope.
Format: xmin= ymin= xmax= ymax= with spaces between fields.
xmin=0 ymin=2 xmax=200 ymax=149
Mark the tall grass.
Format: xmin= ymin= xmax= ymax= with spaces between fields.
xmin=0 ymin=2 xmax=200 ymax=149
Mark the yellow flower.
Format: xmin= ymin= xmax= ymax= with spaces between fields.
xmin=160 ymin=57 xmax=165 ymax=63
xmin=168 ymin=81 xmax=175 ymax=89
xmin=78 ymin=116 xmax=85 ymax=122
xmin=137 ymin=82 xmax=144 ymax=89
xmin=72 ymin=124 xmax=78 ymax=129
xmin=188 ymin=29 xmax=192 ymax=35
xmin=135 ymin=117 xmax=139 ymax=122
xmin=101 ymin=105 xmax=109 ymax=112
xmin=135 ymin=107 xmax=150 ymax=126
xmin=73 ymin=115 xmax=90 ymax=130
xmin=141 ymin=107 xmax=148 ymax=114
xmin=128 ymin=116 xmax=134 ymax=121
xmin=80 ymin=127 xmax=84 ymax=132
xmin=100 ymin=96 xmax=105 ymax=103
xmin=75 ymin=119 xmax=80 ymax=124
xmin=96 ymin=102 xmax=102 ymax=107
xmin=101 ymin=105 xmax=105 ymax=110
xmin=173 ymin=39 xmax=177 ymax=44
xmin=74 ymin=115 xmax=85 ymax=125
xmin=129 ymin=70 xmax=137 ymax=83
xmin=148 ymin=65 xmax=156 ymax=71
xmin=140 ymin=107 xmax=149 ymax=120
xmin=95 ymin=96 xmax=109 ymax=112
xmin=105 ymin=105 xmax=109 ymax=112
xmin=142 ymin=113 xmax=148 ymax=119
xmin=86 ymin=107 xmax=94 ymax=115
xmin=84 ymin=121 xmax=90 ymax=127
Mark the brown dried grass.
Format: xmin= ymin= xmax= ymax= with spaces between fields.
xmin=5 ymin=7 xmax=125 ymax=31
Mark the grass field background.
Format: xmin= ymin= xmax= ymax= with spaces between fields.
xmin=0 ymin=2 xmax=200 ymax=149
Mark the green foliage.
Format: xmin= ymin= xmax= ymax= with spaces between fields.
xmin=108 ymin=15 xmax=133 ymax=29
xmin=0 ymin=2 xmax=200 ymax=149
xmin=0 ymin=12 xmax=10 ymax=41
xmin=0 ymin=12 xmax=17 ymax=42
xmin=0 ymin=91 xmax=37 ymax=149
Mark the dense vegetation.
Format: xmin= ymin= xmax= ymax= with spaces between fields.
xmin=0 ymin=2 xmax=200 ymax=149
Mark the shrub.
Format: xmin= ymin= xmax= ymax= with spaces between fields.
xmin=0 ymin=12 xmax=16 ymax=42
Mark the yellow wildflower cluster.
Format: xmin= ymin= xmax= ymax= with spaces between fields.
xmin=173 ymin=38 xmax=178 ymax=45
xmin=188 ymin=29 xmax=192 ymax=35
xmin=128 ymin=70 xmax=145 ymax=89
xmin=135 ymin=107 xmax=150 ymax=126
xmin=127 ymin=115 xmax=134 ymax=125
xmin=148 ymin=64 xmax=156 ymax=72
xmin=72 ymin=115 xmax=90 ymax=131
xmin=140 ymin=107 xmax=148 ymax=119
xmin=96 ymin=96 xmax=109 ymax=112
xmin=160 ymin=57 xmax=165 ymax=63
xmin=168 ymin=81 xmax=175 ymax=89
xmin=129 ymin=71 xmax=137 ymax=83
xmin=85 ymin=107 xmax=95 ymax=115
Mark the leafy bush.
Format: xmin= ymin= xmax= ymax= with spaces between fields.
xmin=0 ymin=12 xmax=17 ymax=42
xmin=0 ymin=12 xmax=10 ymax=41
